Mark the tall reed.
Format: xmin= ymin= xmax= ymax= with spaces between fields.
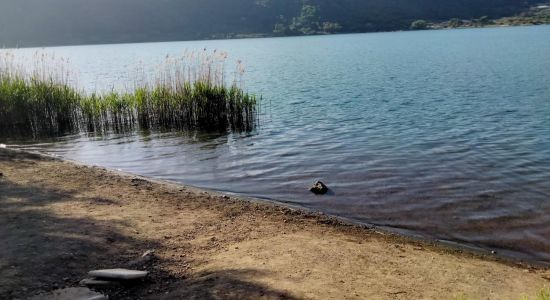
xmin=0 ymin=50 xmax=258 ymax=137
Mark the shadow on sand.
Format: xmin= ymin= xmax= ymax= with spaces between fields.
xmin=0 ymin=150 xmax=299 ymax=299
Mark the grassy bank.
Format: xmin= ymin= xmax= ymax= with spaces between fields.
xmin=0 ymin=51 xmax=258 ymax=137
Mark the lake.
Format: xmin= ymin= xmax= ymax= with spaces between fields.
xmin=3 ymin=25 xmax=550 ymax=264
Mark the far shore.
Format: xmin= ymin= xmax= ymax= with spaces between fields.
xmin=0 ymin=148 xmax=548 ymax=299
xmin=3 ymin=22 xmax=549 ymax=50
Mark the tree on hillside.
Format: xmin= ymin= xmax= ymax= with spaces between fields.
xmin=448 ymin=18 xmax=463 ymax=27
xmin=0 ymin=0 xmax=539 ymax=47
xmin=473 ymin=15 xmax=491 ymax=26
xmin=289 ymin=4 xmax=320 ymax=34
xmin=322 ymin=21 xmax=343 ymax=33
xmin=273 ymin=15 xmax=291 ymax=35
xmin=273 ymin=23 xmax=289 ymax=35
xmin=410 ymin=19 xmax=428 ymax=30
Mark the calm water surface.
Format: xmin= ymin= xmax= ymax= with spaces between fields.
xmin=3 ymin=26 xmax=550 ymax=264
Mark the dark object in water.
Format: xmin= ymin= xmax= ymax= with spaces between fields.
xmin=0 ymin=172 xmax=3 ymax=177
xmin=310 ymin=181 xmax=329 ymax=195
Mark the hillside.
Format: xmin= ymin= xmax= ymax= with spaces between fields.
xmin=0 ymin=0 xmax=542 ymax=47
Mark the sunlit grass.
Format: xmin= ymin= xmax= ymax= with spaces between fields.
xmin=522 ymin=288 xmax=550 ymax=300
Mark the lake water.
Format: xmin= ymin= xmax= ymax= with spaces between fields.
xmin=3 ymin=26 xmax=550 ymax=264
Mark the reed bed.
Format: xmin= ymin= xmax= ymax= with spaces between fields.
xmin=0 ymin=50 xmax=258 ymax=137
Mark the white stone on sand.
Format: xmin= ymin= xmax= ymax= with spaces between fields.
xmin=88 ymin=268 xmax=148 ymax=280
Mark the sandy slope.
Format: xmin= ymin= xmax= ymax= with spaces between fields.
xmin=0 ymin=149 xmax=548 ymax=299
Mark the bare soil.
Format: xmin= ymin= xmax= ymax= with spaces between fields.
xmin=0 ymin=148 xmax=548 ymax=299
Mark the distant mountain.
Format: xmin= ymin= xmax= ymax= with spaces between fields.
xmin=0 ymin=0 xmax=540 ymax=47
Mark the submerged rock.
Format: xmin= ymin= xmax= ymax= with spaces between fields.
xmin=88 ymin=268 xmax=148 ymax=280
xmin=310 ymin=181 xmax=329 ymax=195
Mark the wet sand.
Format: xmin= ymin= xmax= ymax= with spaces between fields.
xmin=0 ymin=148 xmax=548 ymax=299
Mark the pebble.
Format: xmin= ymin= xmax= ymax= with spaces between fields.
xmin=141 ymin=249 xmax=155 ymax=258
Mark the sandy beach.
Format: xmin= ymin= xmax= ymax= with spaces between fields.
xmin=0 ymin=148 xmax=548 ymax=299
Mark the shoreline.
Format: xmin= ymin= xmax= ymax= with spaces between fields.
xmin=12 ymin=147 xmax=550 ymax=268
xmin=1 ymin=148 xmax=548 ymax=299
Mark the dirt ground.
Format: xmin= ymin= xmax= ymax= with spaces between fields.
xmin=0 ymin=148 xmax=548 ymax=300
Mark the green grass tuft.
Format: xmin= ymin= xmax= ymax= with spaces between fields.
xmin=524 ymin=288 xmax=550 ymax=300
xmin=0 ymin=50 xmax=258 ymax=137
